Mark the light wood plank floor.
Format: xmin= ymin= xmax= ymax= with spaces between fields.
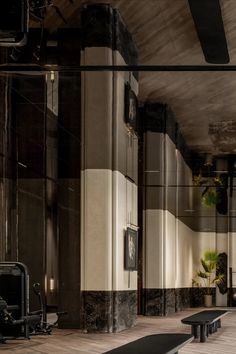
xmin=1 ymin=308 xmax=236 ymax=353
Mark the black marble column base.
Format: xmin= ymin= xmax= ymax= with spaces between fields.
xmin=143 ymin=288 xmax=216 ymax=316
xmin=81 ymin=290 xmax=137 ymax=333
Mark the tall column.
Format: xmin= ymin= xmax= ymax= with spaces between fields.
xmin=142 ymin=104 xmax=195 ymax=315
xmin=142 ymin=104 xmax=165 ymax=315
xmin=57 ymin=29 xmax=81 ymax=328
xmin=0 ymin=74 xmax=6 ymax=261
xmin=80 ymin=4 xmax=138 ymax=332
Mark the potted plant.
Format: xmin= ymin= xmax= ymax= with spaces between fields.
xmin=193 ymin=175 xmax=224 ymax=209
xmin=201 ymin=187 xmax=219 ymax=207
xmin=192 ymin=250 xmax=224 ymax=307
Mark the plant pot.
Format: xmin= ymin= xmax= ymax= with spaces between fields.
xmin=204 ymin=294 xmax=212 ymax=307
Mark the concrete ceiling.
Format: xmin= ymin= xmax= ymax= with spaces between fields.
xmin=32 ymin=0 xmax=236 ymax=156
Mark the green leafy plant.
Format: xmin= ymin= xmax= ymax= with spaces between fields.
xmin=192 ymin=250 xmax=224 ymax=295
xmin=193 ymin=175 xmax=224 ymax=208
xmin=201 ymin=187 xmax=219 ymax=207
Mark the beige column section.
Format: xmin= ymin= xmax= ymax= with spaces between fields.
xmin=164 ymin=135 xmax=177 ymax=289
xmin=81 ymin=47 xmax=113 ymax=292
xmin=176 ymin=150 xmax=194 ymax=289
xmin=143 ymin=107 xmax=200 ymax=314
xmin=112 ymin=51 xmax=138 ymax=292
xmin=81 ymin=47 xmax=138 ymax=332
xmin=143 ymin=130 xmax=165 ymax=291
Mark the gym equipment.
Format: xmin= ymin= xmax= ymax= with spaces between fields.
xmin=0 ymin=0 xmax=28 ymax=47
xmin=0 ymin=262 xmax=30 ymax=339
xmin=0 ymin=262 xmax=66 ymax=342
xmin=0 ymin=295 xmax=40 ymax=343
xmin=29 ymin=282 xmax=66 ymax=335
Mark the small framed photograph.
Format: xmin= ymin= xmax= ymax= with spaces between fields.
xmin=124 ymin=227 xmax=138 ymax=271
xmin=124 ymin=83 xmax=138 ymax=132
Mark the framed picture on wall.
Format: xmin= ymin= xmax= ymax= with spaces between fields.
xmin=124 ymin=83 xmax=138 ymax=132
xmin=124 ymin=227 xmax=138 ymax=271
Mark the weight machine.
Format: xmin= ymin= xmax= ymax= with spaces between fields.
xmin=0 ymin=262 xmax=66 ymax=343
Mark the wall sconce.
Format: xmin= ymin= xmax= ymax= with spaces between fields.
xmin=50 ymin=70 xmax=55 ymax=83
xmin=49 ymin=277 xmax=55 ymax=292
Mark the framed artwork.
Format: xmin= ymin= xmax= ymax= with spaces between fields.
xmin=124 ymin=83 xmax=138 ymax=132
xmin=124 ymin=227 xmax=138 ymax=271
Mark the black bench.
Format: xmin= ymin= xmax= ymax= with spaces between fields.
xmin=181 ymin=310 xmax=228 ymax=343
xmin=103 ymin=333 xmax=193 ymax=354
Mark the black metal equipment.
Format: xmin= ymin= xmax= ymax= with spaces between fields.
xmin=0 ymin=262 xmax=30 ymax=339
xmin=29 ymin=282 xmax=66 ymax=335
xmin=0 ymin=295 xmax=40 ymax=343
xmin=0 ymin=0 xmax=29 ymax=47
xmin=0 ymin=262 xmax=66 ymax=342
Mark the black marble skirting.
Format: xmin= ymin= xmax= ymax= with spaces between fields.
xmin=81 ymin=290 xmax=137 ymax=333
xmin=143 ymin=288 xmax=216 ymax=316
xmin=191 ymin=287 xmax=216 ymax=307
xmin=113 ymin=291 xmax=137 ymax=332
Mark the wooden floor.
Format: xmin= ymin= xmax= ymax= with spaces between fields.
xmin=1 ymin=308 xmax=236 ymax=353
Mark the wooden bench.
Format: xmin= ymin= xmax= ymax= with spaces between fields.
xmin=181 ymin=310 xmax=228 ymax=343
xmin=103 ymin=333 xmax=193 ymax=354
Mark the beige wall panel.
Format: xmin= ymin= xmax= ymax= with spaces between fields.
xmin=131 ymin=182 xmax=138 ymax=226
xmin=81 ymin=48 xmax=113 ymax=170
xmin=126 ymin=180 xmax=133 ymax=225
xmin=166 ymin=142 xmax=177 ymax=211
xmin=113 ymin=51 xmax=138 ymax=181
xmin=113 ymin=54 xmax=127 ymax=176
xmin=126 ymin=178 xmax=138 ymax=228
xmin=113 ymin=50 xmax=138 ymax=95
xmin=164 ymin=210 xmax=176 ymax=288
xmin=176 ymin=219 xmax=194 ymax=288
xmin=176 ymin=150 xmax=193 ymax=217
xmin=112 ymin=171 xmax=137 ymax=291
xmin=143 ymin=209 xmax=164 ymax=289
xmin=165 ymin=135 xmax=177 ymax=187
xmin=144 ymin=132 xmax=164 ymax=186
xmin=192 ymin=232 xmax=216 ymax=273
xmin=216 ymin=233 xmax=228 ymax=254
xmin=81 ymin=169 xmax=113 ymax=291
xmin=81 ymin=49 xmax=139 ymax=293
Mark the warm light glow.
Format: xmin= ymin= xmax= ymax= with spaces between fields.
xmin=49 ymin=277 xmax=55 ymax=292
xmin=50 ymin=70 xmax=55 ymax=83
xmin=44 ymin=275 xmax=47 ymax=294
